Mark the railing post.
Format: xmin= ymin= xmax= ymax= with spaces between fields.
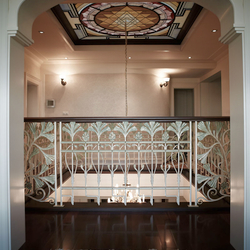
xmin=194 ymin=121 xmax=198 ymax=206
xmin=59 ymin=122 xmax=64 ymax=207
xmin=54 ymin=122 xmax=57 ymax=206
xmin=189 ymin=121 xmax=192 ymax=206
xmin=188 ymin=121 xmax=198 ymax=207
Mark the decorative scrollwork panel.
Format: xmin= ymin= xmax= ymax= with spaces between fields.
xmin=24 ymin=122 xmax=56 ymax=204
xmin=196 ymin=121 xmax=230 ymax=204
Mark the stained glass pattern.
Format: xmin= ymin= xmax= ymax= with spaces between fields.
xmin=52 ymin=2 xmax=202 ymax=45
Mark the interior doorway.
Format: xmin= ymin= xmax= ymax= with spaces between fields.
xmin=174 ymin=89 xmax=194 ymax=116
xmin=27 ymin=81 xmax=39 ymax=117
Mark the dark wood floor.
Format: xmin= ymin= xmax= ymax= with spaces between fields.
xmin=20 ymin=210 xmax=235 ymax=250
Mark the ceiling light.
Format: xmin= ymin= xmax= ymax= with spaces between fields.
xmin=212 ymin=29 xmax=217 ymax=33
xmin=163 ymin=50 xmax=170 ymax=52
xmin=128 ymin=57 xmax=131 ymax=59
xmin=65 ymin=57 xmax=68 ymax=59
xmin=39 ymin=31 xmax=44 ymax=34
xmin=188 ymin=56 xmax=192 ymax=59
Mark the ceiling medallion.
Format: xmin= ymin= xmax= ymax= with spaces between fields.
xmin=79 ymin=2 xmax=175 ymax=36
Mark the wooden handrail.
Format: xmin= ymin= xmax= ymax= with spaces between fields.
xmin=24 ymin=116 xmax=230 ymax=123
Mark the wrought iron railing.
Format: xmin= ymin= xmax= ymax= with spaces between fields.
xmin=24 ymin=117 xmax=230 ymax=207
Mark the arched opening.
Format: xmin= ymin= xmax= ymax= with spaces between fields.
xmin=2 ymin=0 xmax=249 ymax=249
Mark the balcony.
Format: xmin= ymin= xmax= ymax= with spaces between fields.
xmin=24 ymin=117 xmax=230 ymax=209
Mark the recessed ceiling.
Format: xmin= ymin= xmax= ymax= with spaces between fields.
xmin=26 ymin=4 xmax=227 ymax=78
xmin=52 ymin=2 xmax=202 ymax=45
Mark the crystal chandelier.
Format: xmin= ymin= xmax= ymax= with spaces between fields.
xmin=107 ymin=21 xmax=145 ymax=204
xmin=108 ymin=184 xmax=145 ymax=203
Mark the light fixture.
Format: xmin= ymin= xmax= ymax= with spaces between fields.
xmin=108 ymin=183 xmax=145 ymax=203
xmin=212 ymin=29 xmax=217 ymax=33
xmin=125 ymin=23 xmax=128 ymax=116
xmin=188 ymin=56 xmax=192 ymax=59
xmin=65 ymin=57 xmax=68 ymax=59
xmin=39 ymin=31 xmax=44 ymax=34
xmin=60 ymin=75 xmax=67 ymax=86
xmin=160 ymin=77 xmax=170 ymax=88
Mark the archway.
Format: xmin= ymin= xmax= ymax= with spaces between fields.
xmin=1 ymin=0 xmax=249 ymax=249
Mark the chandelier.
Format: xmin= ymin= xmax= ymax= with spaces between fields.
xmin=107 ymin=21 xmax=145 ymax=204
xmin=108 ymin=184 xmax=145 ymax=204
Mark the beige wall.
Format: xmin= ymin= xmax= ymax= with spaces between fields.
xmin=24 ymin=49 xmax=229 ymax=119
xmin=200 ymin=54 xmax=230 ymax=116
xmin=200 ymin=79 xmax=222 ymax=116
xmin=24 ymin=50 xmax=41 ymax=80
xmin=44 ymin=73 xmax=170 ymax=117
xmin=24 ymin=51 xmax=42 ymax=117
xmin=24 ymin=56 xmax=230 ymax=118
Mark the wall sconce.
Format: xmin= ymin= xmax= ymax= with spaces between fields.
xmin=60 ymin=75 xmax=67 ymax=86
xmin=160 ymin=77 xmax=170 ymax=88
xmin=61 ymin=77 xmax=67 ymax=86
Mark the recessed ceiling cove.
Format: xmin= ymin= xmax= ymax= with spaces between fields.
xmin=52 ymin=2 xmax=202 ymax=45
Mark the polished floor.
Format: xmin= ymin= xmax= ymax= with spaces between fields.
xmin=20 ymin=211 xmax=234 ymax=250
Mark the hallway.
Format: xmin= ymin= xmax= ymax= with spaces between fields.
xmin=20 ymin=210 xmax=234 ymax=250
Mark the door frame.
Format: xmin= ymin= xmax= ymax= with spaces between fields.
xmin=24 ymin=73 xmax=41 ymax=117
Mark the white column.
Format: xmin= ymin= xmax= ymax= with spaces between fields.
xmin=0 ymin=0 xmax=11 ymax=249
xmin=229 ymin=33 xmax=245 ymax=250
xmin=226 ymin=1 xmax=250 ymax=247
xmin=242 ymin=1 xmax=250 ymax=248
xmin=8 ymin=36 xmax=26 ymax=250
xmin=0 ymin=0 xmax=33 ymax=248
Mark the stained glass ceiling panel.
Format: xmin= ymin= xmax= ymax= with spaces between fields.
xmin=51 ymin=2 xmax=202 ymax=45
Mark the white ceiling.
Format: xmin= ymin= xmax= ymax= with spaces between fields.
xmin=25 ymin=4 xmax=228 ymax=78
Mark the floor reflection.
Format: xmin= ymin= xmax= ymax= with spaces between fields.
xmin=20 ymin=211 xmax=234 ymax=250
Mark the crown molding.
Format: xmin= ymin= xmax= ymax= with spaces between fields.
xmin=25 ymin=48 xmax=44 ymax=66
xmin=8 ymin=30 xmax=33 ymax=47
xmin=24 ymin=72 xmax=41 ymax=85
xmin=208 ymin=44 xmax=228 ymax=61
xmin=219 ymin=26 xmax=244 ymax=44
xmin=41 ymin=59 xmax=216 ymax=69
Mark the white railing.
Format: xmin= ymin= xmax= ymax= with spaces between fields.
xmin=24 ymin=117 xmax=230 ymax=207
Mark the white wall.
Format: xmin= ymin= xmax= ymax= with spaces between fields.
xmin=45 ymin=73 xmax=170 ymax=117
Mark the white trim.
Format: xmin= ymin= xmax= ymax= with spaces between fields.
xmin=7 ymin=30 xmax=33 ymax=47
xmin=241 ymin=9 xmax=250 ymax=246
xmin=24 ymin=73 xmax=41 ymax=117
xmin=25 ymin=48 xmax=44 ymax=66
xmin=219 ymin=27 xmax=243 ymax=44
